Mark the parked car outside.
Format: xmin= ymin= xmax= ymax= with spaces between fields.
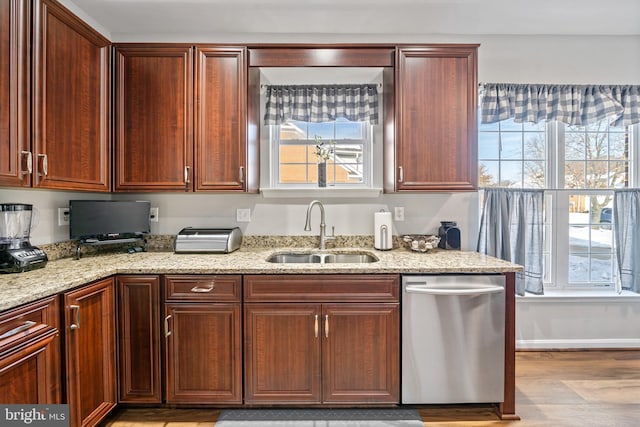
xmin=600 ymin=207 xmax=612 ymax=229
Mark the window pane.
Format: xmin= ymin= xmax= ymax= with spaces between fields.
xmin=478 ymin=133 xmax=500 ymax=159
xmin=500 ymin=133 xmax=523 ymax=159
xmin=498 ymin=119 xmax=522 ymax=132
xmin=308 ymin=122 xmax=334 ymax=139
xmin=523 ymin=132 xmax=545 ymax=160
xmin=479 ymin=161 xmax=499 ymax=187
xmin=500 ymin=161 xmax=523 ymax=187
xmin=565 ymin=161 xmax=585 ymax=188
xmin=279 ymin=145 xmax=309 ymax=163
xmin=280 ymin=121 xmax=308 ymax=140
xmin=564 ymin=121 xmax=630 ymax=190
xmin=279 ymin=164 xmax=310 ymax=183
xmin=609 ymin=132 xmax=628 ymax=159
xmin=523 ymin=161 xmax=545 ymax=188
xmin=567 ymin=194 xmax=615 ymax=286
xmin=335 ymin=121 xmax=364 ymax=139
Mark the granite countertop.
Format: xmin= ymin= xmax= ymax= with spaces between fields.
xmin=0 ymin=246 xmax=522 ymax=313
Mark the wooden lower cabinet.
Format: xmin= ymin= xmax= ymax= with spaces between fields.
xmin=322 ymin=304 xmax=399 ymax=404
xmin=117 ymin=275 xmax=162 ymax=403
xmin=243 ymin=274 xmax=400 ymax=405
xmin=164 ymin=275 xmax=242 ymax=404
xmin=244 ymin=304 xmax=322 ymax=403
xmin=64 ymin=277 xmax=116 ymax=427
xmin=0 ymin=296 xmax=61 ymax=404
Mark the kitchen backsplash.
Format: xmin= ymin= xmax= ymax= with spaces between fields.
xmin=40 ymin=235 xmax=411 ymax=261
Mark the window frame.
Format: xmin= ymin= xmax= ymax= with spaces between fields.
xmin=478 ymin=117 xmax=639 ymax=292
xmin=269 ymin=119 xmax=374 ymax=189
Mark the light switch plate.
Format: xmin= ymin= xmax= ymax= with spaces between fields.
xmin=237 ymin=208 xmax=251 ymax=222
xmin=58 ymin=208 xmax=69 ymax=226
xmin=150 ymin=207 xmax=159 ymax=222
xmin=394 ymin=206 xmax=405 ymax=221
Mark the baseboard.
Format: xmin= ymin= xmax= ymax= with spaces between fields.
xmin=516 ymin=338 xmax=640 ymax=350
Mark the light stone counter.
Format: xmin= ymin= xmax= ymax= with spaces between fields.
xmin=0 ymin=247 xmax=522 ymax=313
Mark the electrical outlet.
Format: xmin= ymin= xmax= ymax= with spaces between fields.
xmin=394 ymin=206 xmax=405 ymax=221
xmin=150 ymin=207 xmax=159 ymax=222
xmin=236 ymin=208 xmax=251 ymax=222
xmin=58 ymin=208 xmax=69 ymax=226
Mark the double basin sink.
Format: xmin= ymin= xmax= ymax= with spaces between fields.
xmin=267 ymin=251 xmax=378 ymax=264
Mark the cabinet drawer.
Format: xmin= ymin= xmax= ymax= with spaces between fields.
xmin=244 ymin=274 xmax=399 ymax=303
xmin=165 ymin=275 xmax=241 ymax=302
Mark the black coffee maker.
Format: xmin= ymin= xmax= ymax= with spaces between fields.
xmin=438 ymin=221 xmax=461 ymax=250
xmin=0 ymin=203 xmax=48 ymax=273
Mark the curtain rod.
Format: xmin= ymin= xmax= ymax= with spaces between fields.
xmin=260 ymin=83 xmax=383 ymax=89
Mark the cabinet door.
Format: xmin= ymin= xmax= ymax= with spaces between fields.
xmin=244 ymin=303 xmax=321 ymax=404
xmin=394 ymin=46 xmax=478 ymax=191
xmin=165 ymin=303 xmax=242 ymax=403
xmin=0 ymin=296 xmax=60 ymax=404
xmin=0 ymin=0 xmax=30 ymax=187
xmin=32 ymin=0 xmax=111 ymax=191
xmin=117 ymin=275 xmax=161 ymax=403
xmin=115 ymin=45 xmax=193 ymax=191
xmin=64 ymin=277 xmax=116 ymax=427
xmin=322 ymin=303 xmax=399 ymax=404
xmin=195 ymin=47 xmax=247 ymax=191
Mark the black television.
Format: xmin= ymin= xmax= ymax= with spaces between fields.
xmin=69 ymin=200 xmax=151 ymax=242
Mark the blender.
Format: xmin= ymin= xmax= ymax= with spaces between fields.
xmin=0 ymin=203 xmax=48 ymax=273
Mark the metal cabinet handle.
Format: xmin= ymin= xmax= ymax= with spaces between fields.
xmin=0 ymin=321 xmax=36 ymax=339
xmin=398 ymin=166 xmax=404 ymax=183
xmin=314 ymin=314 xmax=319 ymax=338
xmin=184 ymin=166 xmax=190 ymax=185
xmin=164 ymin=315 xmax=172 ymax=337
xmin=38 ymin=154 xmax=48 ymax=177
xmin=21 ymin=151 xmax=32 ymax=175
xmin=190 ymin=283 xmax=214 ymax=293
xmin=69 ymin=305 xmax=80 ymax=330
xmin=324 ymin=314 xmax=329 ymax=338
xmin=239 ymin=166 xmax=245 ymax=183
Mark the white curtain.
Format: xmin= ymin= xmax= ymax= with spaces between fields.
xmin=477 ymin=188 xmax=545 ymax=296
xmin=613 ymin=190 xmax=640 ymax=293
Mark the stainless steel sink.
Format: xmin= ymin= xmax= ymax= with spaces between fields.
xmin=266 ymin=251 xmax=378 ymax=264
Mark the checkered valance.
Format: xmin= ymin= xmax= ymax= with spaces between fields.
xmin=264 ymin=84 xmax=379 ymax=125
xmin=481 ymin=84 xmax=640 ymax=127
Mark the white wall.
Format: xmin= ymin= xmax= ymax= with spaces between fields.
xmin=3 ymin=31 xmax=640 ymax=348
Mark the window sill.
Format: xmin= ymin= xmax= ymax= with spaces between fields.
xmin=260 ymin=187 xmax=383 ymax=199
xmin=517 ymin=289 xmax=640 ymax=302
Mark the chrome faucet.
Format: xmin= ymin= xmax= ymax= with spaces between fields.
xmin=304 ymin=200 xmax=336 ymax=250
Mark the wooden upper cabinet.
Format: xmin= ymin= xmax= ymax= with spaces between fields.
xmin=195 ymin=47 xmax=248 ymax=191
xmin=0 ymin=0 xmax=30 ymax=187
xmin=32 ymin=0 xmax=111 ymax=191
xmin=114 ymin=45 xmax=193 ymax=191
xmin=391 ymin=45 xmax=478 ymax=192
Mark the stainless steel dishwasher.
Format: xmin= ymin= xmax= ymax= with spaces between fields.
xmin=401 ymin=274 xmax=505 ymax=404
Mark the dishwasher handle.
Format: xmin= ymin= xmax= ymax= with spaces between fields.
xmin=405 ymin=284 xmax=504 ymax=296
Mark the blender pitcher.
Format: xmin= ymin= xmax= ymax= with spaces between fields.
xmin=0 ymin=203 xmax=48 ymax=273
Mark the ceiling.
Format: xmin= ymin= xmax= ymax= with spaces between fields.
xmin=67 ymin=0 xmax=640 ymax=39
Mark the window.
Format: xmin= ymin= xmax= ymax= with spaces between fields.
xmin=270 ymin=118 xmax=373 ymax=188
xmin=479 ymin=115 xmax=638 ymax=291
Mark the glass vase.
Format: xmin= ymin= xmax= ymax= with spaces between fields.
xmin=317 ymin=162 xmax=327 ymax=187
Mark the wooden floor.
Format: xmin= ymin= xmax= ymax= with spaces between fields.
xmin=102 ymin=350 xmax=640 ymax=427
